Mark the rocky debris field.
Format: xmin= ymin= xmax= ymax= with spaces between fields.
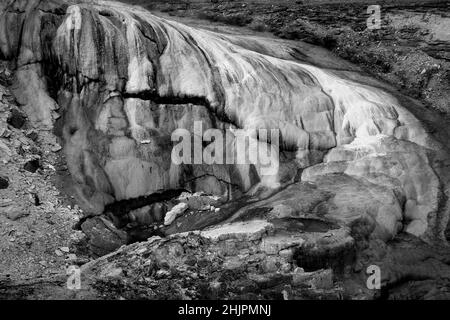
xmin=0 ymin=62 xmax=91 ymax=284
xmin=0 ymin=0 xmax=450 ymax=300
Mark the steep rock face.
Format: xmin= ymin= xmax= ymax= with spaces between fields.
xmin=1 ymin=0 xmax=449 ymax=249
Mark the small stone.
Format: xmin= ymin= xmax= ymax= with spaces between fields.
xmin=262 ymin=256 xmax=279 ymax=273
xmin=0 ymin=141 xmax=11 ymax=158
xmin=7 ymin=109 xmax=26 ymax=129
xmin=0 ymin=127 xmax=10 ymax=138
xmin=294 ymin=267 xmax=305 ymax=273
xmin=32 ymin=193 xmax=40 ymax=206
xmin=280 ymin=262 xmax=292 ymax=273
xmin=3 ymin=205 xmax=29 ymax=221
xmin=155 ymin=269 xmax=171 ymax=278
xmin=0 ymin=175 xmax=9 ymax=189
xmin=279 ymin=248 xmax=294 ymax=260
xmin=60 ymin=246 xmax=70 ymax=253
xmin=51 ymin=144 xmax=62 ymax=152
xmin=209 ymin=281 xmax=221 ymax=291
xmin=26 ymin=130 xmax=38 ymax=141
xmin=164 ymin=202 xmax=188 ymax=226
xmin=66 ymin=254 xmax=77 ymax=261
xmin=24 ymin=159 xmax=41 ymax=173
xmin=81 ymin=217 xmax=128 ymax=256
xmin=185 ymin=256 xmax=197 ymax=266
xmin=55 ymin=249 xmax=63 ymax=256
xmin=270 ymin=204 xmax=295 ymax=218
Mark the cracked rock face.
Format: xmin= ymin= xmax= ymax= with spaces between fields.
xmin=1 ymin=0 xmax=450 ymax=297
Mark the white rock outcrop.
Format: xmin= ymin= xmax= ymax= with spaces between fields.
xmin=164 ymin=202 xmax=188 ymax=226
xmin=1 ymin=0 xmax=448 ymax=243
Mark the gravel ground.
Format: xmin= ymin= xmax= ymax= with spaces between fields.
xmin=0 ymin=62 xmax=91 ymax=283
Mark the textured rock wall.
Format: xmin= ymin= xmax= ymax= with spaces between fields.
xmin=0 ymin=0 xmax=448 ymax=244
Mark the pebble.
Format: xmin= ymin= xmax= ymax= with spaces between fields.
xmin=60 ymin=246 xmax=70 ymax=253
xmin=0 ymin=127 xmax=10 ymax=138
xmin=0 ymin=175 xmax=9 ymax=189
xmin=51 ymin=144 xmax=62 ymax=152
xmin=24 ymin=159 xmax=41 ymax=173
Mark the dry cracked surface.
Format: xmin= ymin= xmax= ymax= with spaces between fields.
xmin=0 ymin=0 xmax=449 ymax=300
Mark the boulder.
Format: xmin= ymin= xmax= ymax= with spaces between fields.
xmin=1 ymin=204 xmax=29 ymax=221
xmin=81 ymin=217 xmax=128 ymax=257
xmin=164 ymin=202 xmax=188 ymax=226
